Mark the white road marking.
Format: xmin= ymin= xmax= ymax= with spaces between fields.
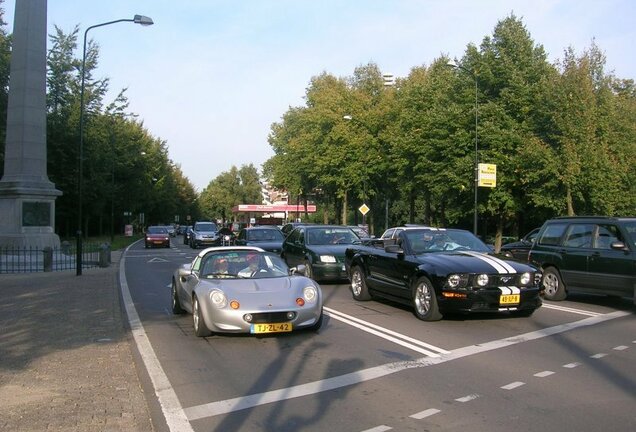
xmin=501 ymin=381 xmax=525 ymax=390
xmin=324 ymin=307 xmax=450 ymax=356
xmin=534 ymin=371 xmax=555 ymax=377
xmin=540 ymin=303 xmax=601 ymax=316
xmin=120 ymin=247 xmax=194 ymax=432
xmin=410 ymin=408 xmax=441 ymax=419
xmin=563 ymin=362 xmax=581 ymax=368
xmin=613 ymin=345 xmax=629 ymax=351
xmin=590 ymin=353 xmax=608 ymax=359
xmin=182 ymin=310 xmax=629 ymax=420
xmin=455 ymin=394 xmax=480 ymax=402
xmin=360 ymin=426 xmax=392 ymax=432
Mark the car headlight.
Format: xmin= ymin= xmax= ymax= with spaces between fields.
xmin=320 ymin=255 xmax=336 ymax=263
xmin=447 ymin=274 xmax=469 ymax=289
xmin=303 ymin=286 xmax=318 ymax=303
xmin=209 ymin=289 xmax=227 ymax=308
xmin=519 ymin=272 xmax=531 ymax=286
xmin=475 ymin=274 xmax=489 ymax=287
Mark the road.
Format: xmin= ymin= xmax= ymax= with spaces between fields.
xmin=122 ymin=238 xmax=636 ymax=432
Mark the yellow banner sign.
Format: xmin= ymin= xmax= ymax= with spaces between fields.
xmin=478 ymin=163 xmax=497 ymax=187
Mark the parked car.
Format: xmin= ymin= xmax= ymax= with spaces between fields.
xmin=281 ymin=222 xmax=310 ymax=238
xmin=529 ymin=216 xmax=636 ymax=303
xmin=145 ymin=226 xmax=170 ymax=248
xmin=380 ymin=225 xmax=433 ymax=241
xmin=281 ymin=224 xmax=360 ymax=282
xmin=189 ymin=221 xmax=220 ymax=249
xmin=171 ymin=246 xmax=323 ymax=336
xmin=500 ymin=228 xmax=540 ymax=261
xmin=345 ymin=227 xmax=542 ymax=321
xmin=183 ymin=225 xmax=193 ymax=245
xmin=348 ymin=225 xmax=373 ymax=240
xmin=234 ymin=226 xmax=285 ymax=253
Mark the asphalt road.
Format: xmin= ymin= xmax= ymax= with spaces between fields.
xmin=122 ymin=238 xmax=636 ymax=432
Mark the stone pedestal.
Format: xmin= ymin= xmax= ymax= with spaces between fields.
xmin=0 ymin=0 xmax=62 ymax=249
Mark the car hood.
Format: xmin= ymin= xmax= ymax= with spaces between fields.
xmin=306 ymin=244 xmax=351 ymax=256
xmin=415 ymin=250 xmax=536 ymax=274
xmin=198 ymin=277 xmax=319 ymax=309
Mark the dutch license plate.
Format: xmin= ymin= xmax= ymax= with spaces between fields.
xmin=251 ymin=322 xmax=292 ymax=334
xmin=500 ymin=294 xmax=520 ymax=305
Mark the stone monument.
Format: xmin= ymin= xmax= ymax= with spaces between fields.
xmin=0 ymin=0 xmax=62 ymax=248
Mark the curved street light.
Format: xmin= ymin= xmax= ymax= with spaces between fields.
xmin=76 ymin=15 xmax=154 ymax=276
xmin=447 ymin=60 xmax=479 ymax=236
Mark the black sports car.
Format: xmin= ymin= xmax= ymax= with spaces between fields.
xmin=345 ymin=227 xmax=542 ymax=321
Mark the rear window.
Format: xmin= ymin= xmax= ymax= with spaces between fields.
xmin=538 ymin=223 xmax=567 ymax=246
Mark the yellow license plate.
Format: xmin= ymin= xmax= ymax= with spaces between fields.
xmin=500 ymin=294 xmax=520 ymax=305
xmin=251 ymin=322 xmax=292 ymax=334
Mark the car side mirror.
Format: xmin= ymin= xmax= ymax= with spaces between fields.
xmin=610 ymin=241 xmax=628 ymax=251
xmin=385 ymin=244 xmax=403 ymax=255
xmin=292 ymin=264 xmax=306 ymax=276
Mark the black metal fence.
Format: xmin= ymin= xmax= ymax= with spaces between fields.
xmin=0 ymin=241 xmax=111 ymax=274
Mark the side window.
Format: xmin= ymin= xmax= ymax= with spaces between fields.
xmin=538 ymin=223 xmax=567 ymax=246
xmin=562 ymin=224 xmax=594 ymax=248
xmin=382 ymin=229 xmax=395 ymax=239
xmin=593 ymin=224 xmax=621 ymax=249
xmin=191 ymin=256 xmax=202 ymax=273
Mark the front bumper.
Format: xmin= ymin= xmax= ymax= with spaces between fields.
xmin=438 ymin=287 xmax=542 ymax=313
xmin=312 ymin=261 xmax=348 ymax=281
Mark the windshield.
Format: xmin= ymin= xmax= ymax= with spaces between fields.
xmin=247 ymin=229 xmax=284 ymax=242
xmin=405 ymin=229 xmax=491 ymax=254
xmin=200 ymin=250 xmax=291 ymax=279
xmin=306 ymin=227 xmax=359 ymax=245
xmin=147 ymin=226 xmax=167 ymax=234
xmin=195 ymin=222 xmax=217 ymax=232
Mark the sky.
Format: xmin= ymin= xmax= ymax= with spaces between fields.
xmin=3 ymin=0 xmax=635 ymax=192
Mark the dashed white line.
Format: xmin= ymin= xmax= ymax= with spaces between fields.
xmin=534 ymin=371 xmax=555 ymax=377
xmin=455 ymin=394 xmax=480 ymax=403
xmin=360 ymin=426 xmax=392 ymax=432
xmin=501 ymin=381 xmax=525 ymax=390
xmin=590 ymin=353 xmax=608 ymax=359
xmin=410 ymin=408 xmax=441 ymax=419
xmin=613 ymin=345 xmax=629 ymax=351
xmin=563 ymin=362 xmax=581 ymax=368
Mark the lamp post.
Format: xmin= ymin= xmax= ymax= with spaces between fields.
xmin=76 ymin=15 xmax=153 ymax=276
xmin=447 ymin=61 xmax=479 ymax=236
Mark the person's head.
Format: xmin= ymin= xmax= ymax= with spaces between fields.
xmin=215 ymin=257 xmax=228 ymax=272
xmin=246 ymin=253 xmax=259 ymax=269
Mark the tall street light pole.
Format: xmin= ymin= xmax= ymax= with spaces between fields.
xmin=447 ymin=61 xmax=479 ymax=236
xmin=76 ymin=15 xmax=153 ymax=276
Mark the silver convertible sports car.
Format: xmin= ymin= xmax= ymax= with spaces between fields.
xmin=171 ymin=246 xmax=324 ymax=337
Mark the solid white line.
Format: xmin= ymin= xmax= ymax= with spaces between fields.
xmin=534 ymin=371 xmax=555 ymax=377
xmin=182 ymin=310 xmax=629 ymax=420
xmin=120 ymin=247 xmax=194 ymax=432
xmin=324 ymin=307 xmax=450 ymax=354
xmin=540 ymin=303 xmax=601 ymax=316
xmin=410 ymin=408 xmax=441 ymax=419
xmin=501 ymin=381 xmax=525 ymax=390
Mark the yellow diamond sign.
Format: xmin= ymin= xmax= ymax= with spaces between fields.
xmin=358 ymin=203 xmax=370 ymax=215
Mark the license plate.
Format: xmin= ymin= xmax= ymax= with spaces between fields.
xmin=251 ymin=322 xmax=292 ymax=334
xmin=500 ymin=294 xmax=520 ymax=305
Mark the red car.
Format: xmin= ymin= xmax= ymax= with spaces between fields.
xmin=145 ymin=226 xmax=170 ymax=248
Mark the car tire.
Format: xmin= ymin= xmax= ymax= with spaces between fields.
xmin=171 ymin=279 xmax=184 ymax=314
xmin=308 ymin=309 xmax=324 ymax=331
xmin=412 ymin=276 xmax=443 ymax=321
xmin=304 ymin=260 xmax=316 ymax=281
xmin=350 ymin=266 xmax=372 ymax=301
xmin=541 ymin=266 xmax=567 ymax=301
xmin=192 ymin=295 xmax=212 ymax=337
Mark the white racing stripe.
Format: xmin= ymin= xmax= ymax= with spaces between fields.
xmin=324 ymin=307 xmax=450 ymax=355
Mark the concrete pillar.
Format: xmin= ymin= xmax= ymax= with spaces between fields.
xmin=0 ymin=0 xmax=62 ymax=249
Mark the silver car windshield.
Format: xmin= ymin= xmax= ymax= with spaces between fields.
xmin=200 ymin=251 xmax=290 ymax=279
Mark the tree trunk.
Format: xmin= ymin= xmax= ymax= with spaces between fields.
xmin=566 ymin=186 xmax=575 ymax=216
xmin=341 ymin=189 xmax=348 ymax=225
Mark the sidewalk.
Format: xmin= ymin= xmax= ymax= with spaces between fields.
xmin=0 ymin=251 xmax=154 ymax=431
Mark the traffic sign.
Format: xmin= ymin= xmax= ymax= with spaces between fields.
xmin=478 ymin=163 xmax=497 ymax=187
xmin=359 ymin=203 xmax=370 ymax=215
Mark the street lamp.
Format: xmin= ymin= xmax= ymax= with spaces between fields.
xmin=447 ymin=60 xmax=479 ymax=236
xmin=76 ymin=15 xmax=154 ymax=276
